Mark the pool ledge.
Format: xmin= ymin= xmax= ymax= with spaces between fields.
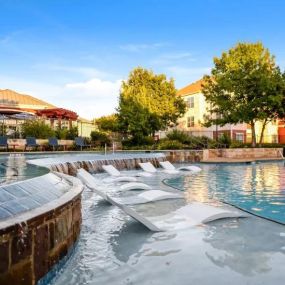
xmin=0 ymin=173 xmax=84 ymax=285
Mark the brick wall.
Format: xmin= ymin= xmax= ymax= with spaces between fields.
xmin=0 ymin=195 xmax=81 ymax=285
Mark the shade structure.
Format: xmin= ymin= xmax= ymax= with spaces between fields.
xmin=36 ymin=108 xmax=78 ymax=120
xmin=9 ymin=112 xmax=35 ymax=120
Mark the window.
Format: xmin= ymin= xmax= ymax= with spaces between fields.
xmin=186 ymin=96 xmax=194 ymax=108
xmin=235 ymin=133 xmax=244 ymax=142
xmin=187 ymin=116 xmax=195 ymax=127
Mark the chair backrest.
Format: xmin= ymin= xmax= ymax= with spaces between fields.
xmin=138 ymin=162 xmax=157 ymax=173
xmin=102 ymin=165 xmax=121 ymax=176
xmin=48 ymin=137 xmax=58 ymax=146
xmin=0 ymin=136 xmax=7 ymax=146
xmin=159 ymin=161 xmax=176 ymax=171
xmin=75 ymin=137 xmax=84 ymax=146
xmin=26 ymin=137 xmax=37 ymax=146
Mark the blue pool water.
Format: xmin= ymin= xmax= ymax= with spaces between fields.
xmin=0 ymin=154 xmax=49 ymax=185
xmin=164 ymin=161 xmax=285 ymax=224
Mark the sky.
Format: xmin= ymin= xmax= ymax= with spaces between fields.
xmin=1 ymin=0 xmax=285 ymax=119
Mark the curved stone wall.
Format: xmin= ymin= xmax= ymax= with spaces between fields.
xmin=0 ymin=173 xmax=83 ymax=285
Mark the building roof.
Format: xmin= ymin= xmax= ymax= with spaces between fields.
xmin=0 ymin=89 xmax=56 ymax=110
xmin=36 ymin=108 xmax=78 ymax=120
xmin=177 ymin=79 xmax=204 ymax=97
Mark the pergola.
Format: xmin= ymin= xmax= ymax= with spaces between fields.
xmin=36 ymin=108 xmax=78 ymax=129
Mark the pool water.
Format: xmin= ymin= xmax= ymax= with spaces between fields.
xmin=0 ymin=154 xmax=49 ymax=185
xmin=164 ymin=162 xmax=285 ymax=224
xmin=50 ymin=165 xmax=285 ymax=285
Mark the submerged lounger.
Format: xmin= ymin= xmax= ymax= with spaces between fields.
xmin=159 ymin=161 xmax=202 ymax=173
xmin=77 ymin=168 xmax=183 ymax=203
xmin=77 ymin=168 xmax=247 ymax=232
xmin=102 ymin=164 xmax=152 ymax=179
xmin=77 ymin=168 xmax=151 ymax=191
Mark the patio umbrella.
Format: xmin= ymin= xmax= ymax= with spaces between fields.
xmin=9 ymin=113 xmax=35 ymax=138
xmin=0 ymin=114 xmax=8 ymax=135
xmin=10 ymin=113 xmax=35 ymax=120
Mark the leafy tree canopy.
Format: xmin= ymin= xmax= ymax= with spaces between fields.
xmin=202 ymin=42 xmax=285 ymax=146
xmin=21 ymin=120 xmax=55 ymax=139
xmin=117 ymin=67 xmax=186 ymax=140
xmin=94 ymin=114 xmax=119 ymax=132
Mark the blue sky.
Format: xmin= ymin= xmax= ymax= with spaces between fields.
xmin=1 ymin=0 xmax=285 ymax=119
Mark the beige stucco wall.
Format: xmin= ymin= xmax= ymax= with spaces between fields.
xmin=177 ymin=91 xmax=278 ymax=142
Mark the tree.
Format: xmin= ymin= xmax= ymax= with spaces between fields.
xmin=117 ymin=67 xmax=186 ymax=142
xmin=202 ymin=42 xmax=285 ymax=146
xmin=94 ymin=114 xmax=119 ymax=132
xmin=21 ymin=120 xmax=55 ymax=138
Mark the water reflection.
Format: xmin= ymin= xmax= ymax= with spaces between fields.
xmin=0 ymin=154 xmax=49 ymax=185
xmin=164 ymin=162 xmax=285 ymax=223
xmin=203 ymin=217 xmax=285 ymax=276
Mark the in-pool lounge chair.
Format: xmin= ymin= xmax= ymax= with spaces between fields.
xmin=25 ymin=137 xmax=40 ymax=151
xmin=139 ymin=161 xmax=180 ymax=175
xmin=0 ymin=136 xmax=8 ymax=151
xmin=102 ymin=164 xmax=152 ymax=182
xmin=159 ymin=161 xmax=202 ymax=173
xmin=77 ymin=168 xmax=248 ymax=232
xmin=77 ymin=168 xmax=183 ymax=205
xmin=77 ymin=168 xmax=152 ymax=190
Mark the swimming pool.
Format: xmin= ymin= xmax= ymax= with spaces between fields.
xmin=49 ymin=162 xmax=285 ymax=285
xmin=164 ymin=161 xmax=285 ymax=224
xmin=0 ymin=154 xmax=49 ymax=185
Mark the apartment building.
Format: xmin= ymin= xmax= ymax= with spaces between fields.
xmin=176 ymin=79 xmax=278 ymax=143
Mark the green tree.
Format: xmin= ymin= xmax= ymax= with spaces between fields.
xmin=202 ymin=42 xmax=285 ymax=146
xmin=117 ymin=67 xmax=186 ymax=142
xmin=21 ymin=120 xmax=55 ymax=138
xmin=94 ymin=114 xmax=119 ymax=132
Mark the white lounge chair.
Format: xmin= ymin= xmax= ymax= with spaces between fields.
xmin=77 ymin=168 xmax=152 ymax=191
xmin=139 ymin=161 xmax=179 ymax=175
xmin=102 ymin=164 xmax=152 ymax=181
xmin=159 ymin=161 xmax=202 ymax=173
xmin=77 ymin=168 xmax=183 ymax=204
xmin=138 ymin=162 xmax=158 ymax=173
xmin=77 ymin=169 xmax=248 ymax=231
xmin=119 ymin=182 xmax=151 ymax=191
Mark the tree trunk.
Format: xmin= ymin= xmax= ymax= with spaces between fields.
xmin=251 ymin=121 xmax=256 ymax=147
xmin=258 ymin=119 xmax=268 ymax=145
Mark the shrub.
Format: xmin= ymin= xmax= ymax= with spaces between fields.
xmin=166 ymin=130 xmax=191 ymax=144
xmin=21 ymin=120 xmax=55 ymax=139
xmin=66 ymin=126 xmax=78 ymax=140
xmin=90 ymin=131 xmax=111 ymax=146
xmin=55 ymin=127 xmax=69 ymax=139
xmin=157 ymin=139 xmax=183 ymax=150
xmin=122 ymin=136 xmax=155 ymax=147
xmin=230 ymin=141 xmax=245 ymax=148
xmin=217 ymin=134 xmax=231 ymax=148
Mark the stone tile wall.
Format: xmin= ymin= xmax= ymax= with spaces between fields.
xmin=205 ymin=148 xmax=283 ymax=159
xmin=0 ymin=195 xmax=81 ymax=285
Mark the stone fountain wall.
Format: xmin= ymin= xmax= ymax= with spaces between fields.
xmin=48 ymin=156 xmax=167 ymax=176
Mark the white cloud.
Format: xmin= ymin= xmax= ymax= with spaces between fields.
xmin=0 ymin=75 xmax=122 ymax=119
xmin=32 ymin=63 xmax=110 ymax=78
xmin=119 ymin=42 xmax=166 ymax=52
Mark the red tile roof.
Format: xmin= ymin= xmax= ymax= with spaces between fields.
xmin=177 ymin=79 xmax=205 ymax=97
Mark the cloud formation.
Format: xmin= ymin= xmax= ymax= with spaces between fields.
xmin=0 ymin=74 xmax=122 ymax=119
